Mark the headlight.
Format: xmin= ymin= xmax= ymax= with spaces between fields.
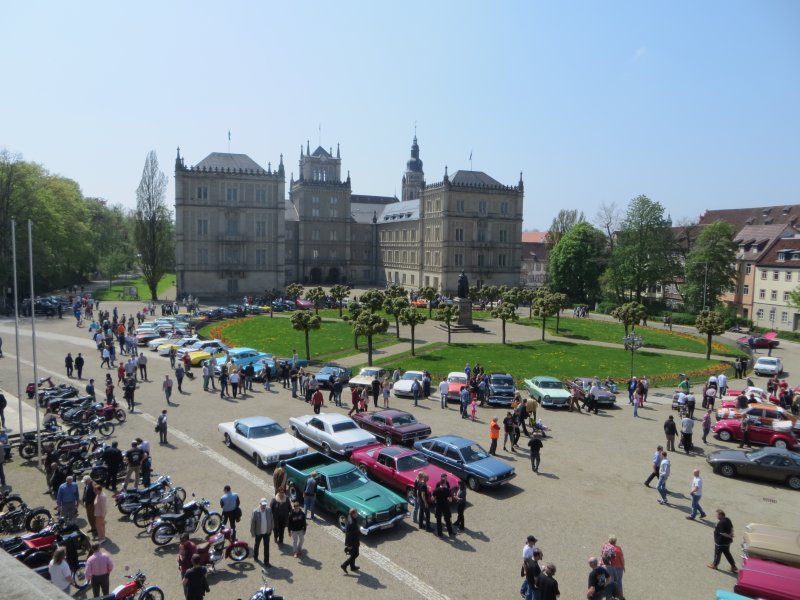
xmin=544 ymin=395 xmax=550 ymax=401
xmin=489 ymin=476 xmax=498 ymax=482
xmin=265 ymin=455 xmax=279 ymax=463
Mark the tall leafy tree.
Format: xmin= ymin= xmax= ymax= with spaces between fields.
xmin=134 ymin=151 xmax=172 ymax=300
xmin=384 ymin=296 xmax=410 ymax=339
xmin=604 ymin=195 xmax=677 ymax=303
xmin=695 ymin=310 xmax=726 ymax=360
xmin=548 ymin=222 xmax=609 ymax=304
xmin=291 ymin=311 xmax=322 ymax=360
xmin=354 ymin=312 xmax=389 ymax=366
xmin=329 ymin=284 xmax=350 ymax=318
xmin=491 ymin=302 xmax=519 ymax=344
xmin=285 ymin=283 xmax=304 ymax=301
xmin=417 ymin=286 xmax=438 ymax=317
xmin=306 ymin=286 xmax=326 ymax=315
xmin=545 ymin=209 xmax=585 ymax=248
xmin=359 ymin=289 xmax=386 ymax=313
xmin=532 ymin=290 xmax=560 ymax=341
xmin=436 ymin=305 xmax=459 ymax=345
xmin=681 ymin=221 xmax=737 ymax=312
xmin=399 ymin=307 xmax=427 ymax=356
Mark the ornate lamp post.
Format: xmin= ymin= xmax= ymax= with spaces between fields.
xmin=623 ymin=332 xmax=644 ymax=379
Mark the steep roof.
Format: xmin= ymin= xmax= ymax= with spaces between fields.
xmin=351 ymin=194 xmax=398 ymax=206
xmin=733 ymin=224 xmax=792 ymax=261
xmin=758 ymin=236 xmax=800 ymax=267
xmin=450 ymin=170 xmax=502 ymax=187
xmin=378 ymin=199 xmax=420 ymax=223
xmin=195 ymin=152 xmax=266 ymax=172
xmin=521 ymin=231 xmax=547 ymax=244
xmin=311 ymin=146 xmax=332 ymax=158
xmin=698 ymin=205 xmax=800 ymax=230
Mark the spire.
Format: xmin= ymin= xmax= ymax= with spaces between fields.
xmin=300 ymin=145 xmax=303 ymax=160
xmin=306 ymin=140 xmax=310 ymax=155
xmin=278 ymin=154 xmax=285 ymax=177
xmin=268 ymin=162 xmax=271 ymax=173
xmin=519 ymin=171 xmax=524 ymax=190
xmin=372 ymin=211 xmax=377 ymax=224
xmin=176 ymin=146 xmax=181 ymax=160
xmin=336 ymin=142 xmax=340 ymax=159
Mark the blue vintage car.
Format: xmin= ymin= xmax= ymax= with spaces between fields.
xmin=213 ymin=347 xmax=272 ymax=376
xmin=414 ymin=435 xmax=516 ymax=491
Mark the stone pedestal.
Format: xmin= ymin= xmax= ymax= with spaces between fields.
xmin=456 ymin=297 xmax=473 ymax=327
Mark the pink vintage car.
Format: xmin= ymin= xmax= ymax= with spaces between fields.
xmin=734 ymin=556 xmax=800 ymax=600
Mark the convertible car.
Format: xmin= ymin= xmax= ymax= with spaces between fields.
xmin=288 ymin=413 xmax=376 ymax=457
xmin=218 ymin=416 xmax=309 ymax=468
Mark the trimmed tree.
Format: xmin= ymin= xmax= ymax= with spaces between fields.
xmin=436 ymin=305 xmax=459 ymax=345
xmin=344 ymin=300 xmax=363 ymax=349
xmin=285 ymin=283 xmax=304 ymax=302
xmin=418 ymin=286 xmax=438 ymax=318
xmin=291 ymin=310 xmax=321 ymax=360
xmin=384 ymin=284 xmax=407 ymax=300
xmin=551 ymin=292 xmax=569 ymax=334
xmin=354 ymin=312 xmax=389 ymax=366
xmin=399 ymin=307 xmax=427 ymax=356
xmin=329 ymin=284 xmax=350 ymax=318
xmin=695 ymin=310 xmax=726 ymax=360
xmin=532 ymin=290 xmax=560 ymax=341
xmin=491 ymin=302 xmax=519 ymax=344
xmin=385 ymin=296 xmax=410 ymax=339
xmin=306 ymin=286 xmax=326 ymax=315
xmin=611 ymin=301 xmax=647 ymax=337
xmin=359 ymin=289 xmax=386 ymax=313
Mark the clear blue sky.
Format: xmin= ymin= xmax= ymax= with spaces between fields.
xmin=2 ymin=1 xmax=798 ymax=231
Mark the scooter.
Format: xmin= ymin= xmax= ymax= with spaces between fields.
xmin=196 ymin=527 xmax=250 ymax=571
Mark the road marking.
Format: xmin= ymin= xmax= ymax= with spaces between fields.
xmin=3 ymin=350 xmax=451 ymax=600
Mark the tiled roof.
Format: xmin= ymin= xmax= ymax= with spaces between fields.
xmin=450 ymin=170 xmax=503 ymax=187
xmin=378 ymin=199 xmax=420 ymax=223
xmin=195 ymin=152 xmax=266 ymax=172
xmin=758 ymin=236 xmax=800 ymax=267
xmin=521 ymin=231 xmax=547 ymax=243
xmin=733 ymin=224 xmax=792 ymax=261
xmin=698 ymin=205 xmax=800 ymax=230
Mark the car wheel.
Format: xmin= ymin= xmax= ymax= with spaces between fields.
xmin=223 ymin=434 xmax=232 ymax=448
xmin=337 ymin=513 xmax=348 ymax=532
xmin=466 ymin=476 xmax=480 ymax=491
xmin=321 ymin=443 xmax=332 ymax=456
xmin=718 ymin=430 xmax=732 ymax=442
xmin=787 ymin=475 xmax=800 ymax=490
xmin=357 ymin=463 xmax=369 ymax=476
xmin=719 ymin=464 xmax=737 ymax=478
xmin=773 ymin=439 xmax=788 ymax=449
xmin=406 ymin=487 xmax=416 ymax=506
xmin=287 ymin=483 xmax=299 ymax=504
xmin=255 ymin=454 xmax=265 ymax=469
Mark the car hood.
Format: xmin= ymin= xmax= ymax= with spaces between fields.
xmin=465 ymin=456 xmax=515 ymax=479
xmin=489 ymin=384 xmax=515 ymax=394
xmin=335 ymin=430 xmax=377 ymax=446
xmin=447 ymin=382 xmax=466 ymax=393
xmin=349 ymin=376 xmax=376 ymax=387
xmin=707 ymin=449 xmax=749 ymax=463
xmin=339 ymin=481 xmax=406 ymax=513
xmin=251 ymin=433 xmax=308 ymax=455
xmin=394 ymin=381 xmax=415 ymax=392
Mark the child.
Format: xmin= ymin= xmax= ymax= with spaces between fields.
xmin=470 ymin=396 xmax=477 ymax=422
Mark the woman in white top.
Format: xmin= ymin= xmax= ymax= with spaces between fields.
xmin=48 ymin=546 xmax=73 ymax=593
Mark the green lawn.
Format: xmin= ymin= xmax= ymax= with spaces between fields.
xmin=199 ymin=316 xmax=398 ymax=363
xmin=517 ymin=315 xmax=742 ymax=357
xmin=308 ymin=307 xmax=491 ymax=322
xmin=367 ymin=340 xmax=729 ymax=386
xmin=93 ymin=273 xmax=175 ymax=301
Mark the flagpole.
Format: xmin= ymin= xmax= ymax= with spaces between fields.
xmin=28 ymin=220 xmax=41 ymax=464
xmin=11 ymin=219 xmax=23 ymax=438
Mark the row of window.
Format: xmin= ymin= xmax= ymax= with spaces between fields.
xmin=381 ymin=229 xmax=419 ymax=243
xmin=748 ymin=287 xmax=792 ymax=302
xmin=755 ymin=308 xmax=790 ymax=324
xmin=197 ymin=218 xmax=272 ymax=238
xmin=196 ymin=248 xmax=269 ymax=266
xmin=193 ymin=185 xmax=276 ymax=205
xmin=424 ymin=198 xmax=511 ymax=215
xmin=387 ymin=271 xmax=416 ymax=286
xmin=760 ymin=270 xmax=794 ymax=281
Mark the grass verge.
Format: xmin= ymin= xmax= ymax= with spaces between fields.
xmin=93 ymin=273 xmax=175 ymax=301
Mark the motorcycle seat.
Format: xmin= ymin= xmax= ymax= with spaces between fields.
xmin=159 ymin=513 xmax=183 ymax=520
xmin=23 ymin=537 xmax=54 ymax=549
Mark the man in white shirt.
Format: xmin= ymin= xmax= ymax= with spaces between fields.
xmin=438 ymin=378 xmax=449 ymax=409
xmin=687 ymin=468 xmax=706 ymax=520
xmin=520 ymin=535 xmax=540 ymax=598
xmin=657 ymin=451 xmax=670 ymax=504
xmin=717 ymin=373 xmax=728 ymax=398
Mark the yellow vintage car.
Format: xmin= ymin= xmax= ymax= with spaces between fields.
xmin=186 ymin=346 xmax=228 ymax=366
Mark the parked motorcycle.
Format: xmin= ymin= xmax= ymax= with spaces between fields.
xmin=130 ymin=488 xmax=185 ymax=529
xmin=246 ymin=569 xmax=286 ymax=600
xmin=67 ymin=416 xmax=115 ymax=438
xmin=18 ymin=431 xmax=62 ymax=460
xmin=0 ymin=517 xmax=80 ymax=554
xmin=0 ymin=502 xmax=52 ymax=534
xmin=115 ymin=475 xmax=183 ymax=515
xmin=15 ymin=528 xmax=90 ymax=569
xmin=0 ymin=486 xmax=23 ymax=512
xmin=96 ymin=568 xmax=164 ymax=600
xmin=37 ymin=384 xmax=79 ymax=407
xmin=27 ymin=376 xmax=55 ymax=399
xmin=149 ymin=496 xmax=222 ymax=546
xmin=55 ymin=435 xmax=102 ymax=466
xmin=32 ymin=558 xmax=89 ymax=591
xmin=193 ymin=527 xmax=249 ymax=570
xmin=62 ymin=399 xmax=126 ymax=425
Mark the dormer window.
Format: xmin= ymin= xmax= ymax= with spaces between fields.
xmin=778 ymin=252 xmax=786 ymax=262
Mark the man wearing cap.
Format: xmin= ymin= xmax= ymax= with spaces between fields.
xmin=250 ymin=498 xmax=274 ymax=566
xmin=520 ymin=535 xmax=539 ymax=599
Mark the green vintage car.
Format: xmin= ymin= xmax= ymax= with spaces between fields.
xmin=523 ymin=375 xmax=572 ymax=408
xmin=282 ymin=452 xmax=408 ymax=534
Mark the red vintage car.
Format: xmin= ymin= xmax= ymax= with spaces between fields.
xmin=352 ymin=409 xmax=431 ymax=446
xmin=738 ymin=331 xmax=779 ymax=349
xmin=734 ymin=556 xmax=800 ymax=600
xmin=350 ymin=444 xmax=460 ymax=504
xmin=713 ymin=418 xmax=797 ymax=449
xmin=446 ymin=371 xmax=469 ymax=403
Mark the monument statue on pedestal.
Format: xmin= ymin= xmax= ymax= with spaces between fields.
xmin=457 ymin=271 xmax=469 ymax=299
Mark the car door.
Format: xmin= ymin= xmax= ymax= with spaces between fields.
xmin=443 ymin=445 xmax=467 ymax=479
xmin=421 ymin=441 xmax=448 ymax=470
xmin=751 ymin=454 xmax=783 ymax=482
xmin=747 ymin=422 xmax=771 ymax=445
xmin=234 ymin=422 xmax=249 ymax=452
xmin=314 ymin=474 xmax=334 ymax=511
xmin=369 ymin=414 xmax=387 ymax=439
xmin=372 ymin=451 xmax=395 ymax=486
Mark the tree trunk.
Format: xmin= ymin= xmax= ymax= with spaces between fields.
xmin=410 ymin=325 xmax=416 ymax=356
xmin=556 ymin=312 xmax=560 ymax=334
xmin=304 ymin=331 xmax=311 ymax=360
xmin=367 ymin=335 xmax=374 ymax=366
xmin=502 ymin=320 xmax=506 ymax=344
xmin=428 ymin=303 xmax=432 ymax=318
xmin=395 ymin=317 xmax=400 ymax=339
xmin=447 ymin=323 xmax=451 ymax=345
xmin=541 ymin=318 xmax=546 ymax=341
xmin=354 ymin=333 xmax=359 ymax=350
xmin=339 ymin=305 xmax=343 ymax=319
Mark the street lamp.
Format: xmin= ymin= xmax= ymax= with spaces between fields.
xmin=623 ymin=331 xmax=644 ymax=379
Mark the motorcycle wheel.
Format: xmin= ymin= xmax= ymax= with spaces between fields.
xmin=114 ymin=409 xmax=127 ymax=423
xmin=98 ymin=422 xmax=115 ymax=438
xmin=72 ymin=564 xmax=89 ymax=590
xmin=90 ymin=466 xmax=108 ymax=482
xmin=172 ymin=487 xmax=187 ymax=504
xmin=67 ymin=426 xmax=86 ymax=438
xmin=229 ymin=544 xmax=249 ymax=561
xmin=0 ymin=494 xmax=23 ymax=512
xmin=201 ymin=512 xmax=222 ymax=534
xmin=151 ymin=523 xmax=176 ymax=546
xmin=139 ymin=586 xmax=165 ymax=600
xmin=57 ymin=452 xmax=75 ymax=467
xmin=19 ymin=443 xmax=37 ymax=460
xmin=25 ymin=508 xmax=51 ymax=532
xmin=132 ymin=505 xmax=160 ymax=529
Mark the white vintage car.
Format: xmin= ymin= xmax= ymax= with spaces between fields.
xmin=393 ymin=370 xmax=426 ymax=398
xmin=218 ymin=416 xmax=309 ymax=468
xmin=156 ymin=336 xmax=199 ymax=356
xmin=348 ymin=367 xmax=388 ymax=389
xmin=288 ymin=413 xmax=376 ymax=457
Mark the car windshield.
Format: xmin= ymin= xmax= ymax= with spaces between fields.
xmin=460 ymin=443 xmax=490 ymax=463
xmin=360 ymin=369 xmax=380 ymax=377
xmin=448 ymin=375 xmax=467 ymax=383
xmin=491 ymin=376 xmax=513 ymax=386
xmin=328 ymin=468 xmax=369 ymax=491
xmin=538 ymin=380 xmax=562 ymax=389
xmin=402 ymin=372 xmax=422 ymax=381
xmin=757 ymin=359 xmax=777 ymax=365
xmin=745 ymin=448 xmax=774 ymax=461
xmin=248 ymin=423 xmax=285 ymax=438
xmin=396 ymin=453 xmax=429 ymax=471
xmin=332 ymin=422 xmax=358 ymax=433
xmin=391 ymin=414 xmax=417 ymax=426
